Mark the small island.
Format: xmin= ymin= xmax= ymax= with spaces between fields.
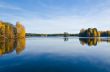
xmin=79 ymin=28 xmax=110 ymax=37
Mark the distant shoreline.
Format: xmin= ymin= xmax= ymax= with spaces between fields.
xmin=26 ymin=33 xmax=79 ymax=37
xmin=26 ymin=33 xmax=110 ymax=38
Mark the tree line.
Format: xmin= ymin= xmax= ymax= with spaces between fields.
xmin=79 ymin=28 xmax=110 ymax=37
xmin=26 ymin=32 xmax=79 ymax=37
xmin=0 ymin=21 xmax=25 ymax=38
xmin=79 ymin=38 xmax=110 ymax=46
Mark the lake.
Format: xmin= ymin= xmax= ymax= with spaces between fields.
xmin=0 ymin=37 xmax=110 ymax=72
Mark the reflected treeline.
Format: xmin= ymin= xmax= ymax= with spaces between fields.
xmin=63 ymin=37 xmax=110 ymax=46
xmin=79 ymin=38 xmax=110 ymax=46
xmin=0 ymin=38 xmax=26 ymax=56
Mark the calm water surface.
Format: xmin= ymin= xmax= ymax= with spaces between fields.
xmin=0 ymin=37 xmax=110 ymax=72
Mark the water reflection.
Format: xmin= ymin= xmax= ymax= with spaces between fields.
xmin=79 ymin=38 xmax=110 ymax=46
xmin=0 ymin=38 xmax=26 ymax=56
xmin=64 ymin=37 xmax=69 ymax=41
xmin=1 ymin=37 xmax=110 ymax=72
xmin=0 ymin=37 xmax=110 ymax=56
xmin=62 ymin=37 xmax=110 ymax=46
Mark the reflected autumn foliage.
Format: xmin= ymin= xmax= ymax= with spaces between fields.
xmin=16 ymin=38 xmax=26 ymax=54
xmin=0 ymin=38 xmax=26 ymax=56
xmin=79 ymin=38 xmax=110 ymax=46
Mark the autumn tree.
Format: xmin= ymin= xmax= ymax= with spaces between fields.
xmin=93 ymin=28 xmax=98 ymax=37
xmin=97 ymin=31 xmax=101 ymax=37
xmin=0 ymin=21 xmax=5 ymax=38
xmin=5 ymin=23 xmax=15 ymax=38
xmin=79 ymin=28 xmax=102 ymax=37
xmin=16 ymin=22 xmax=25 ymax=38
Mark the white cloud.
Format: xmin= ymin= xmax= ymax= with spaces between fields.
xmin=21 ymin=7 xmax=110 ymax=33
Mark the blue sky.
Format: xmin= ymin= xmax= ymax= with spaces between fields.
xmin=0 ymin=0 xmax=110 ymax=33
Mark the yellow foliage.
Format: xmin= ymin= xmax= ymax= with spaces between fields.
xmin=0 ymin=38 xmax=26 ymax=56
xmin=0 ymin=21 xmax=26 ymax=56
xmin=16 ymin=22 xmax=25 ymax=38
xmin=16 ymin=38 xmax=26 ymax=54
xmin=97 ymin=32 xmax=101 ymax=37
xmin=0 ymin=22 xmax=5 ymax=38
xmin=0 ymin=21 xmax=25 ymax=39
